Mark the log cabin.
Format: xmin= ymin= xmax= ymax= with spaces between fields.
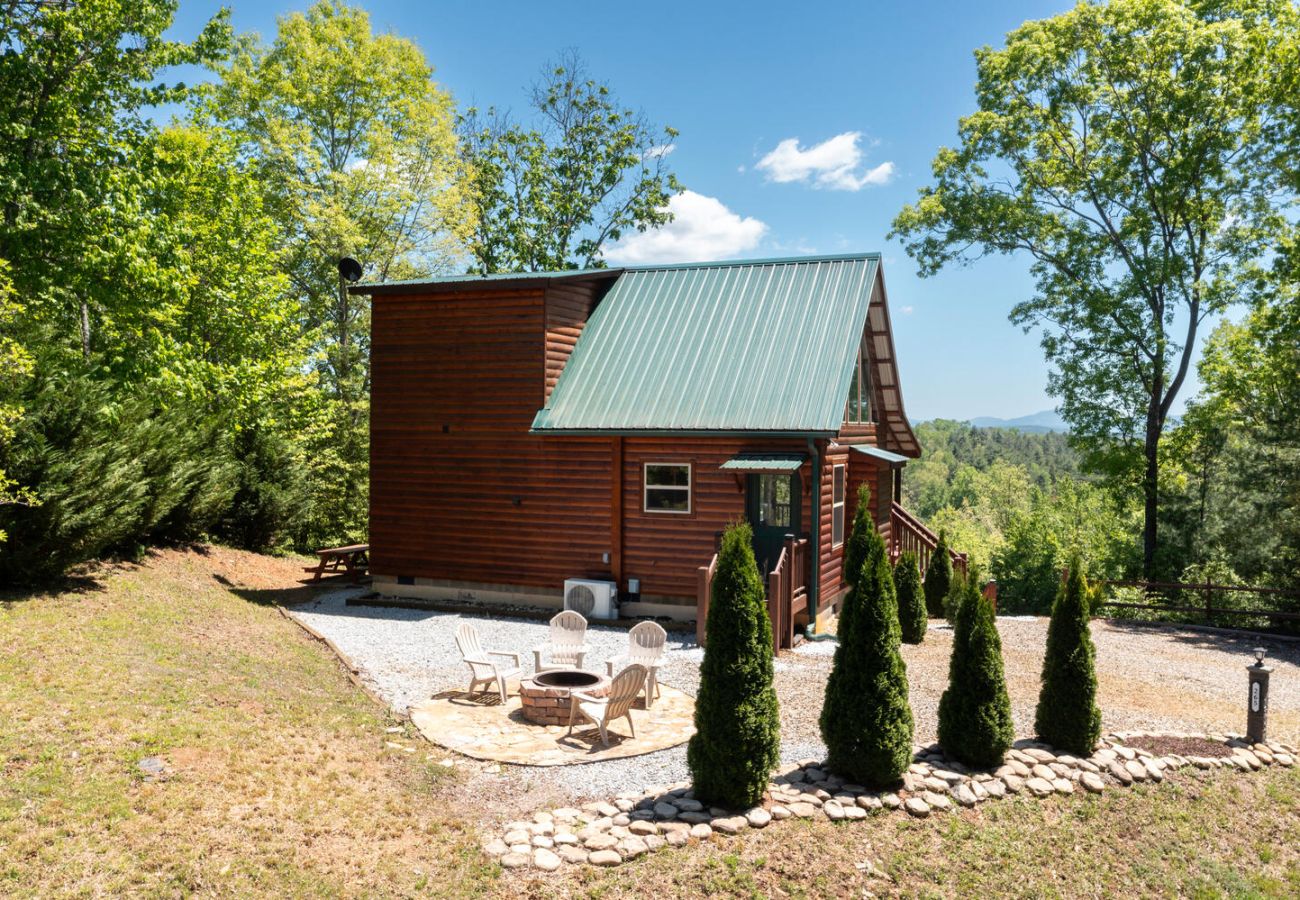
xmin=356 ymin=253 xmax=963 ymax=647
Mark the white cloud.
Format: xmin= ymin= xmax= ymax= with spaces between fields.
xmin=605 ymin=190 xmax=767 ymax=265
xmin=643 ymin=143 xmax=675 ymax=160
xmin=755 ymin=132 xmax=895 ymax=191
xmin=901 ymin=305 xmax=914 ymax=315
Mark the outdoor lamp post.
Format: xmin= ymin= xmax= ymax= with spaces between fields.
xmin=1246 ymin=646 xmax=1271 ymax=744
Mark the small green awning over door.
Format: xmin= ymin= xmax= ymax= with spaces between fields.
xmin=719 ymin=452 xmax=808 ymax=473
xmin=850 ymin=445 xmax=909 ymax=466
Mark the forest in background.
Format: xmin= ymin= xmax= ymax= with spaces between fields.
xmin=909 ymin=416 xmax=1300 ymax=620
xmin=1 ymin=0 xmax=1296 ymax=613
xmin=0 ymin=1 xmax=678 ymax=584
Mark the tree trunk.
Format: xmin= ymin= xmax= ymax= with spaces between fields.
xmin=1142 ymin=399 xmax=1161 ymax=580
xmin=79 ymin=300 xmax=91 ymax=361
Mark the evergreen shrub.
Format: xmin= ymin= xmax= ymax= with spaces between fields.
xmin=688 ymin=522 xmax=781 ymax=808
xmin=937 ymin=569 xmax=1014 ymax=768
xmin=821 ymin=523 xmax=913 ymax=787
xmin=894 ymin=550 xmax=926 ymax=644
xmin=1035 ymin=554 xmax=1102 ymax=754
xmin=923 ymin=530 xmax=953 ymax=617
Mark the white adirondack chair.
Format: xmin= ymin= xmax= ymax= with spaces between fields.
xmin=532 ymin=610 xmax=590 ymax=672
xmin=455 ymin=622 xmax=522 ymax=702
xmin=605 ymin=621 xmax=667 ymax=708
xmin=567 ymin=664 xmax=647 ymax=747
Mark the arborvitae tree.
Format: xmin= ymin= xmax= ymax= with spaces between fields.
xmin=1035 ymin=555 xmax=1102 ymax=754
xmin=688 ymin=522 xmax=780 ymax=808
xmin=937 ymin=569 xmax=1014 ymax=768
xmin=821 ymin=526 xmax=914 ymax=787
xmin=944 ymin=568 xmax=966 ymax=623
xmin=836 ymin=483 xmax=874 ymax=639
xmin=924 ymin=530 xmax=953 ymax=617
xmin=894 ymin=551 xmax=927 ymax=644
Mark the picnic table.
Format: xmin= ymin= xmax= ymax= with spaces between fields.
xmin=305 ymin=544 xmax=369 ymax=583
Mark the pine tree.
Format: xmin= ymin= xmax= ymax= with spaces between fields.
xmin=821 ymin=525 xmax=914 ymax=787
xmin=688 ymin=522 xmax=781 ymax=808
xmin=937 ymin=569 xmax=1014 ymax=768
xmin=1035 ymin=555 xmax=1102 ymax=754
xmin=894 ymin=551 xmax=927 ymax=644
xmin=923 ymin=530 xmax=953 ymax=617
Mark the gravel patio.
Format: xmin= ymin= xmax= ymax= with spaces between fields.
xmin=289 ymin=590 xmax=1300 ymax=807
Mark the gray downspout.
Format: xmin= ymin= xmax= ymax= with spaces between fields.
xmin=806 ymin=436 xmax=821 ymax=635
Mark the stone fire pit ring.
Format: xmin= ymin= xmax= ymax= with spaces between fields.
xmin=519 ymin=669 xmax=611 ymax=726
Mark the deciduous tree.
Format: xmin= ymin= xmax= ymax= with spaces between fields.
xmin=461 ymin=50 xmax=681 ymax=272
xmin=891 ymin=0 xmax=1299 ymax=577
xmin=0 ymin=0 xmax=231 ymax=360
xmin=206 ymin=0 xmax=475 ymax=542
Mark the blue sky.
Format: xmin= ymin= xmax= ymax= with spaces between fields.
xmin=167 ymin=0 xmax=1209 ymax=422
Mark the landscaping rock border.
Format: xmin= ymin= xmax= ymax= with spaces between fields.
xmin=481 ymin=731 xmax=1297 ymax=871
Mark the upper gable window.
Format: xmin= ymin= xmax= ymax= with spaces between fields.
xmin=844 ymin=337 xmax=874 ymax=425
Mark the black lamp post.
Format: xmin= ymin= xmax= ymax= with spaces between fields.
xmin=1246 ymin=646 xmax=1271 ymax=744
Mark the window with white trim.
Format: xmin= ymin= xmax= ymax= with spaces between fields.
xmin=643 ymin=462 xmax=692 ymax=514
xmin=832 ymin=464 xmax=846 ymax=546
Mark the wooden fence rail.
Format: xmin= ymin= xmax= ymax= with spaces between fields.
xmin=1093 ymin=578 xmax=1300 ymax=628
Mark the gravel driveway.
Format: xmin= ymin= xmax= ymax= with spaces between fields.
xmin=290 ymin=591 xmax=1299 ymax=812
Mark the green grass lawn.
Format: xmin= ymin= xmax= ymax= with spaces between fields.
xmin=2 ymin=546 xmax=1297 ymax=898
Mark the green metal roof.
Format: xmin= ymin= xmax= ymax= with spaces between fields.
xmin=531 ymin=254 xmax=880 ymax=434
xmin=850 ymin=444 xmax=909 ymax=466
xmin=719 ymin=452 xmax=808 ymax=472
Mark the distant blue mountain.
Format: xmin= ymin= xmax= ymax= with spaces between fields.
xmin=967 ymin=410 xmax=1068 ymax=433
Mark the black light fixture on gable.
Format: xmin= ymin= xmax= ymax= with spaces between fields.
xmin=338 ymin=257 xmax=363 ymax=283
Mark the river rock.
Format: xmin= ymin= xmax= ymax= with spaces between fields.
xmin=1025 ymin=777 xmax=1055 ymax=797
xmin=1080 ymin=772 xmax=1105 ymax=794
xmin=904 ymin=797 xmax=930 ymax=818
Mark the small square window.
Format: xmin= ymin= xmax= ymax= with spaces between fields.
xmin=644 ymin=463 xmax=691 ymax=514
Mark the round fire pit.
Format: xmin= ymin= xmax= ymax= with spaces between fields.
xmin=519 ymin=669 xmax=611 ymax=726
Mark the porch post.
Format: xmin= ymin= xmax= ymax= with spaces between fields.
xmin=807 ymin=437 xmax=821 ymax=632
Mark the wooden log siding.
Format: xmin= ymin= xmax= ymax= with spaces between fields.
xmin=543 ymin=280 xmax=608 ymax=403
xmin=818 ymin=441 xmax=892 ymax=610
xmin=621 ymin=437 xmax=812 ymax=603
xmin=370 ymin=286 xmax=614 ymax=588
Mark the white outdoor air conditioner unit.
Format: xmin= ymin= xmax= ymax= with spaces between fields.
xmin=563 ymin=578 xmax=618 ymax=620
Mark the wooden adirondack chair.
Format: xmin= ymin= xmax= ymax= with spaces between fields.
xmin=455 ymin=623 xmax=523 ymax=702
xmin=532 ymin=610 xmax=590 ymax=672
xmin=567 ymin=664 xmax=647 ymax=747
xmin=605 ymin=621 xmax=667 ymax=708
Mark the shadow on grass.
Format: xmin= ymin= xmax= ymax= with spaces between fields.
xmin=0 ymin=558 xmax=139 ymax=604
xmin=223 ymin=575 xmax=342 ymax=608
xmin=1101 ymin=618 xmax=1300 ymax=664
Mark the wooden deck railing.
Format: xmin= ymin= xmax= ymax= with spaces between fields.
xmin=697 ymin=535 xmax=809 ymax=653
xmin=889 ymin=501 xmax=968 ymax=581
xmin=696 ymin=552 xmax=718 ymax=646
xmin=766 ymin=535 xmax=810 ymax=653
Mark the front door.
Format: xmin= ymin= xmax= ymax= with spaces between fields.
xmin=746 ymin=472 xmax=801 ymax=574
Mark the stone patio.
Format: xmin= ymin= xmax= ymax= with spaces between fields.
xmin=409 ymin=681 xmax=696 ymax=766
